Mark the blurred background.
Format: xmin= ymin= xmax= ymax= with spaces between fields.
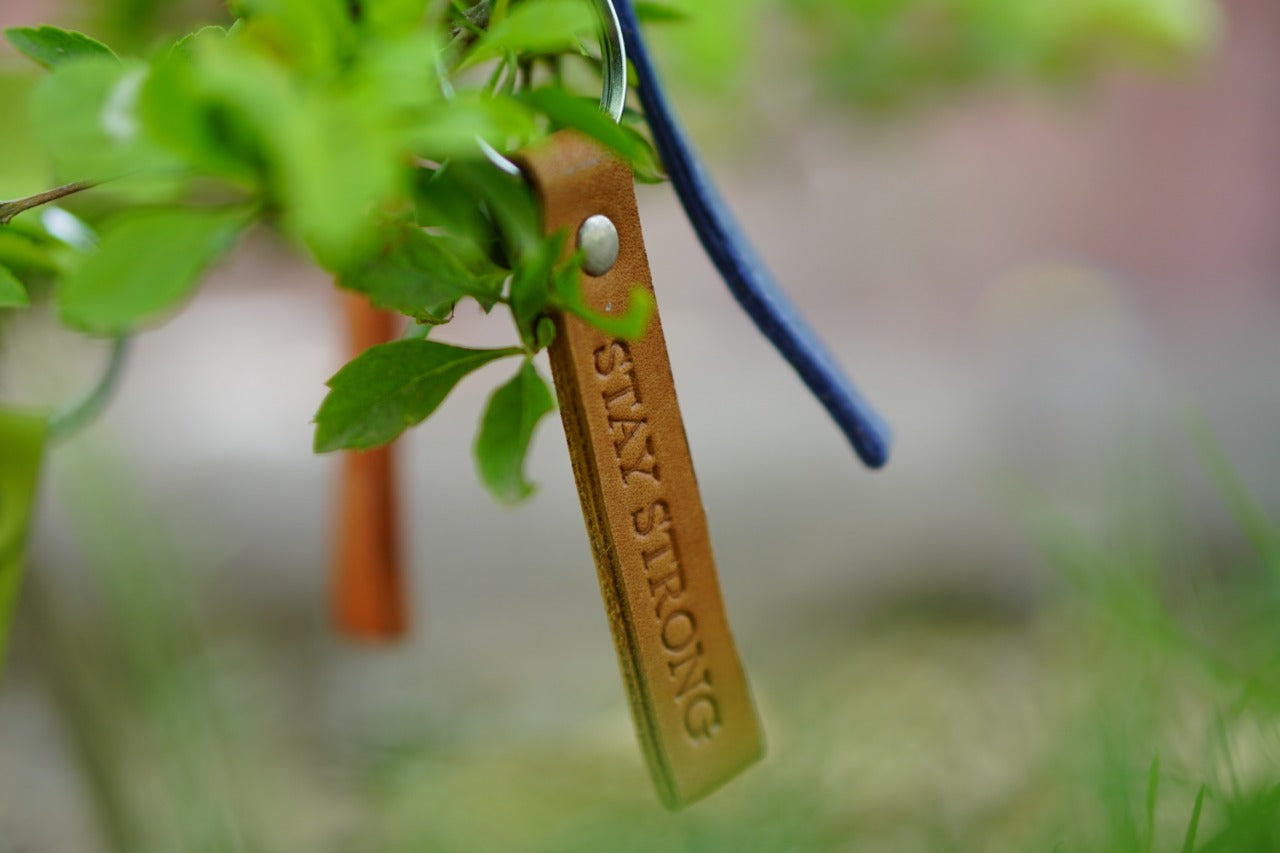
xmin=1 ymin=0 xmax=1278 ymax=850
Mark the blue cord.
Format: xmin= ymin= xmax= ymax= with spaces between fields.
xmin=613 ymin=0 xmax=891 ymax=469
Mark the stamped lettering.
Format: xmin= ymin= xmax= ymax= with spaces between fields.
xmin=597 ymin=339 xmax=720 ymax=741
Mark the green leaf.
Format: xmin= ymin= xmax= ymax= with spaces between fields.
xmin=0 ymin=266 xmax=29 ymax=309
xmin=446 ymin=159 xmax=542 ymax=260
xmin=139 ymin=41 xmax=260 ymax=184
xmin=408 ymin=92 xmax=538 ymax=162
xmin=32 ymin=57 xmax=184 ymax=186
xmin=315 ymin=340 xmax=522 ymax=452
xmin=413 ymin=165 xmax=501 ymax=252
xmin=170 ymin=25 xmax=229 ymax=56
xmin=0 ymin=409 xmax=47 ymax=678
xmin=0 ymin=230 xmax=64 ymax=276
xmin=401 ymin=320 xmax=435 ymax=340
xmin=233 ymin=0 xmax=357 ymax=75
xmin=474 ymin=360 xmax=556 ymax=504
xmin=535 ymin=316 xmax=556 ymax=349
xmin=509 ymin=233 xmax=560 ymax=347
xmin=351 ymin=31 xmax=442 ymax=114
xmin=358 ymin=0 xmax=432 ymax=35
xmin=58 ymin=207 xmax=249 ymax=334
xmin=171 ymin=37 xmax=404 ymax=268
xmin=280 ymin=98 xmax=403 ymax=267
xmin=460 ymin=0 xmax=597 ymax=69
xmin=552 ymin=255 xmax=655 ymax=341
xmin=520 ymin=88 xmax=661 ymax=174
xmin=340 ymin=224 xmax=503 ymax=320
xmin=5 ymin=26 xmax=116 ymax=70
xmin=634 ymin=1 xmax=690 ymax=24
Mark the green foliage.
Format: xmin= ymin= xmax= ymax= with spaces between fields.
xmin=32 ymin=57 xmax=184 ymax=186
xmin=1 ymin=5 xmax=665 ymax=504
xmin=0 ymin=267 xmax=29 ymax=308
xmin=315 ymin=340 xmax=523 ymax=453
xmin=338 ymin=221 xmax=504 ymax=321
xmin=0 ymin=0 xmax=1226 ymax=509
xmin=520 ymin=87 xmax=663 ymax=179
xmin=58 ymin=207 xmax=249 ymax=333
xmin=475 ymin=359 xmax=557 ymax=503
xmin=4 ymin=26 xmax=116 ymax=70
xmin=0 ymin=410 xmax=47 ymax=677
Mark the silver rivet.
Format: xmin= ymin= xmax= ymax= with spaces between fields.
xmin=578 ymin=214 xmax=619 ymax=277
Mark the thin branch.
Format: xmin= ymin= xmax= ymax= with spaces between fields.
xmin=0 ymin=181 xmax=98 ymax=225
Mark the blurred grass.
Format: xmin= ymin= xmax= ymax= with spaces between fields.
xmin=4 ymin=418 xmax=1278 ymax=851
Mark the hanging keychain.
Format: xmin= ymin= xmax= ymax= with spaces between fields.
xmin=522 ymin=135 xmax=766 ymax=810
xmin=323 ymin=0 xmax=895 ymax=807
xmin=504 ymin=0 xmax=890 ymax=808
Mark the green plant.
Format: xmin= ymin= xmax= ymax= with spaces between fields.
xmin=0 ymin=0 xmax=671 ymax=506
xmin=0 ymin=0 xmax=1223 ymax=520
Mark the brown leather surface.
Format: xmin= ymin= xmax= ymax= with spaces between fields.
xmin=521 ymin=131 xmax=764 ymax=809
xmin=333 ymin=294 xmax=408 ymax=640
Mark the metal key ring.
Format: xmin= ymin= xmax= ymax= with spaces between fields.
xmin=445 ymin=0 xmax=629 ymax=174
xmin=594 ymin=0 xmax=628 ymax=124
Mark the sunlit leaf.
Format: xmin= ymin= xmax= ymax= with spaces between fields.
xmin=460 ymin=0 xmax=597 ymax=69
xmin=5 ymin=26 xmax=116 ymax=70
xmin=474 ymin=359 xmax=556 ymax=504
xmin=0 ymin=266 xmax=29 ymax=309
xmin=520 ymin=88 xmax=658 ymax=171
xmin=232 ymin=0 xmax=356 ymax=74
xmin=340 ymin=223 xmax=504 ymax=320
xmin=32 ymin=57 xmax=183 ymax=185
xmin=408 ymin=93 xmax=539 ymax=162
xmin=58 ymin=206 xmax=249 ymax=334
xmin=508 ymin=233 xmax=560 ymax=347
xmin=552 ymin=255 xmax=654 ymax=342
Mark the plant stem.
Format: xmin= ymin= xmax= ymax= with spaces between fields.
xmin=0 ymin=181 xmax=98 ymax=225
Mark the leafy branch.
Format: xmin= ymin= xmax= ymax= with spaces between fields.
xmin=0 ymin=0 xmax=666 ymax=503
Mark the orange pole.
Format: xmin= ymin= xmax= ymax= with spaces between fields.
xmin=333 ymin=293 xmax=408 ymax=640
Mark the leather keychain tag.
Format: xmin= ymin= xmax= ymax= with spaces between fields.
xmin=520 ymin=131 xmax=764 ymax=809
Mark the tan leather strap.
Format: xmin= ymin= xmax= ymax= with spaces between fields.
xmin=521 ymin=131 xmax=764 ymax=809
xmin=333 ymin=294 xmax=408 ymax=640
